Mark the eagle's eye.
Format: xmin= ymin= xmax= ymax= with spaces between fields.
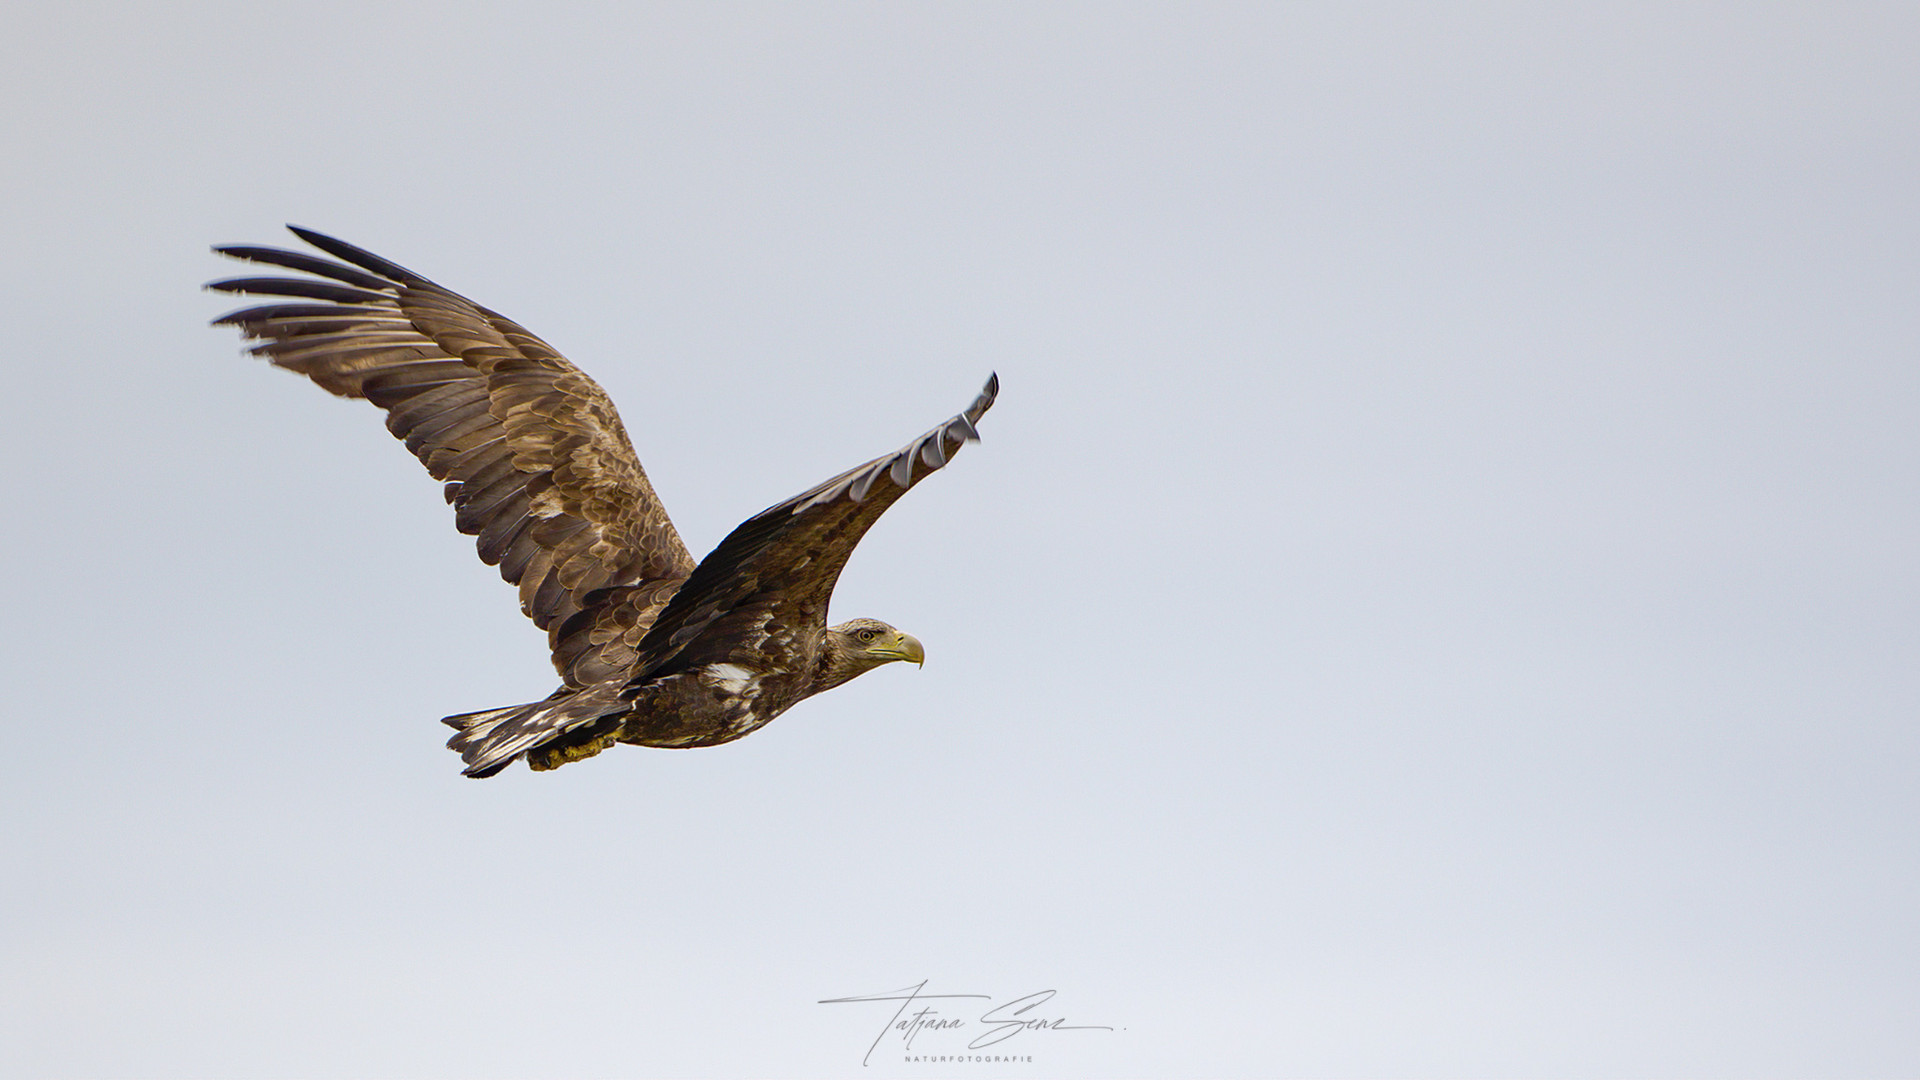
xmin=856 ymin=627 xmax=880 ymax=643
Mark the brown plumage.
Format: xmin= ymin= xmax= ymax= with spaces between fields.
xmin=210 ymin=227 xmax=995 ymax=777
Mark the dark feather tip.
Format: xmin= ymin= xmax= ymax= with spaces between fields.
xmin=286 ymin=225 xmax=435 ymax=287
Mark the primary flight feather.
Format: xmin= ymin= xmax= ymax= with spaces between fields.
xmin=210 ymin=227 xmax=996 ymax=777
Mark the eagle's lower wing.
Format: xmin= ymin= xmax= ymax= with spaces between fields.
xmin=210 ymin=227 xmax=697 ymax=679
xmin=622 ymin=375 xmax=998 ymax=687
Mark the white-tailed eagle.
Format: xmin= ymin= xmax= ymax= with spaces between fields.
xmin=210 ymin=227 xmax=995 ymax=777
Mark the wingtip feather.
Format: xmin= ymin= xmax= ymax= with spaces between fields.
xmin=283 ymin=225 xmax=435 ymax=286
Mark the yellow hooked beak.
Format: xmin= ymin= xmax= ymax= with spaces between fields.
xmin=874 ymin=631 xmax=925 ymax=667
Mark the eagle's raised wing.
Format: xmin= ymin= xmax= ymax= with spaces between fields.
xmin=209 ymin=227 xmax=696 ymax=678
xmin=618 ymin=374 xmax=998 ymax=689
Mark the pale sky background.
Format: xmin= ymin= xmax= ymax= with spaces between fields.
xmin=2 ymin=3 xmax=1916 ymax=1077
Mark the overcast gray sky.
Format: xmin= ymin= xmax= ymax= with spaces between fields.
xmin=3 ymin=3 xmax=1917 ymax=1077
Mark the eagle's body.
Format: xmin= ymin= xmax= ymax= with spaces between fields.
xmin=210 ymin=227 xmax=994 ymax=777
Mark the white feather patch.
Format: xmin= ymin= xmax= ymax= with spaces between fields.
xmin=702 ymin=663 xmax=757 ymax=695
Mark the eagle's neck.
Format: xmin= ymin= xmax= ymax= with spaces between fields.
xmin=808 ymin=631 xmax=872 ymax=698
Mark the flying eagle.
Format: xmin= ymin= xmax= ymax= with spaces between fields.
xmin=210 ymin=227 xmax=996 ymax=778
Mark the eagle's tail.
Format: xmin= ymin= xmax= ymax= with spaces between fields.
xmin=442 ymin=684 xmax=628 ymax=778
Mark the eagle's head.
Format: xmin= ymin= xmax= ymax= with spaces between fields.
xmin=817 ymin=617 xmax=925 ymax=691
